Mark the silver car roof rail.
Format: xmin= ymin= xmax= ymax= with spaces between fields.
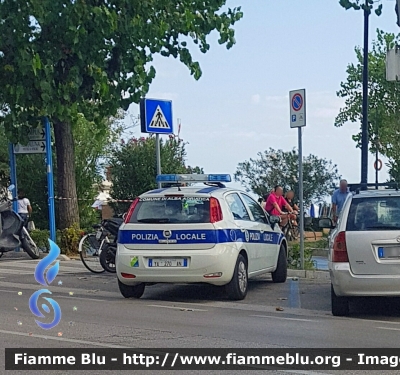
xmin=342 ymin=182 xmax=399 ymax=194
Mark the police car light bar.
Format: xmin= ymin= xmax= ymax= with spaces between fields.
xmin=156 ymin=174 xmax=231 ymax=183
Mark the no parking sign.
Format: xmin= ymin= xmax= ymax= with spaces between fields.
xmin=289 ymin=89 xmax=306 ymax=128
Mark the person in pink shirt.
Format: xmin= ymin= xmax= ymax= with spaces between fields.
xmin=265 ymin=185 xmax=296 ymax=226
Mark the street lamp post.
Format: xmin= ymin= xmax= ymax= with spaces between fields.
xmin=361 ymin=0 xmax=369 ymax=189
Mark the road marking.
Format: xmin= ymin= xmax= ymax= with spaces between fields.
xmin=147 ymin=304 xmax=208 ymax=312
xmin=250 ymin=314 xmax=315 ymax=322
xmin=280 ymin=370 xmax=332 ymax=375
xmin=289 ymin=278 xmax=301 ymax=308
xmin=0 ymin=329 xmax=172 ymax=357
xmin=354 ymin=318 xmax=400 ymax=325
xmin=0 ymin=281 xmax=119 ymax=298
xmin=0 ymin=262 xmax=87 ymax=273
xmin=376 ymin=326 xmax=400 ymax=332
xmin=0 ymin=329 xmax=128 ymax=348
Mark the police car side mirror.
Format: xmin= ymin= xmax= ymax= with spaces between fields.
xmin=269 ymin=215 xmax=281 ymax=229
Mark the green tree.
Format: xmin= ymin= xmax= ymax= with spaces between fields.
xmin=339 ymin=0 xmax=382 ymax=16
xmin=234 ymin=148 xmax=340 ymax=205
xmin=335 ymin=29 xmax=400 ymax=180
xmin=0 ymin=111 xmax=123 ymax=229
xmin=109 ymin=135 xmax=203 ymax=212
xmin=0 ymin=0 xmax=243 ymax=228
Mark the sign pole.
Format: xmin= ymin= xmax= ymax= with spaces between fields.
xmin=8 ymin=143 xmax=18 ymax=213
xmin=44 ymin=117 xmax=56 ymax=242
xmin=156 ymin=133 xmax=162 ymax=188
xmin=298 ymin=127 xmax=304 ymax=270
xmin=8 ymin=143 xmax=19 ymax=251
xmin=289 ymin=88 xmax=306 ymax=269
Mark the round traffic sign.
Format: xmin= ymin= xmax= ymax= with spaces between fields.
xmin=292 ymin=93 xmax=303 ymax=111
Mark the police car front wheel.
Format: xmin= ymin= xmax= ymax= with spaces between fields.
xmin=226 ymin=254 xmax=248 ymax=300
xmin=118 ymin=279 xmax=145 ymax=299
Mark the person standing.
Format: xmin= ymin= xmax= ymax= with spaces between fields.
xmin=17 ymin=189 xmax=32 ymax=228
xmin=331 ymin=179 xmax=351 ymax=224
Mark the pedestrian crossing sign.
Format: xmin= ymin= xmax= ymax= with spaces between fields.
xmin=140 ymin=98 xmax=173 ymax=134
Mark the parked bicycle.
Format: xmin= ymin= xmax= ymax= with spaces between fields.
xmin=78 ymin=216 xmax=123 ymax=273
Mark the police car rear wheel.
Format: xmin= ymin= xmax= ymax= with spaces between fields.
xmin=272 ymin=245 xmax=287 ymax=283
xmin=118 ymin=279 xmax=145 ymax=299
xmin=226 ymin=254 xmax=248 ymax=300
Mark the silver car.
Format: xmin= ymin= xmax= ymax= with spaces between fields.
xmin=320 ymin=186 xmax=400 ymax=316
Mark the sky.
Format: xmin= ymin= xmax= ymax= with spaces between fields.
xmin=122 ymin=0 xmax=399 ymax=195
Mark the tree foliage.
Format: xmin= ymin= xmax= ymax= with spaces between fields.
xmin=0 ymin=0 xmax=243 ymax=228
xmin=339 ymin=0 xmax=383 ymax=16
xmin=234 ymin=148 xmax=340 ymax=205
xmin=335 ymin=29 xmax=400 ymax=180
xmin=109 ymin=134 xmax=203 ymax=212
xmin=0 ymin=112 xmax=122 ymax=229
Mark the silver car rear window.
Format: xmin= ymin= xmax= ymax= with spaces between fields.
xmin=130 ymin=196 xmax=210 ymax=224
xmin=346 ymin=196 xmax=400 ymax=231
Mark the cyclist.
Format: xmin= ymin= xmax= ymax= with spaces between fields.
xmin=265 ymin=185 xmax=295 ymax=227
xmin=283 ymin=190 xmax=299 ymax=226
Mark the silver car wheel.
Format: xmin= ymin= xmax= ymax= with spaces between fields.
xmin=238 ymin=260 xmax=247 ymax=293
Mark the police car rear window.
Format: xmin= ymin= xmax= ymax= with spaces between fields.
xmin=129 ymin=197 xmax=211 ymax=224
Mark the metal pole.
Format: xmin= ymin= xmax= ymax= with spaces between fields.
xmin=298 ymin=127 xmax=304 ymax=269
xmin=375 ymin=146 xmax=378 ymax=189
xmin=8 ymin=143 xmax=19 ymax=251
xmin=375 ymin=111 xmax=379 ymax=189
xmin=156 ymin=133 xmax=161 ymax=188
xmin=44 ymin=117 xmax=56 ymax=242
xmin=361 ymin=0 xmax=369 ymax=189
xmin=8 ymin=143 xmax=18 ymax=213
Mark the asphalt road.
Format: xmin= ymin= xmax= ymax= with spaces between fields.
xmin=1 ymin=251 xmax=400 ymax=375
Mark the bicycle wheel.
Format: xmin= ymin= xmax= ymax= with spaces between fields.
xmin=79 ymin=234 xmax=105 ymax=273
xmin=290 ymin=225 xmax=300 ymax=240
xmin=99 ymin=244 xmax=116 ymax=273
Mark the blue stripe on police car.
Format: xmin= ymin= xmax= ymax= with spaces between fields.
xmin=118 ymin=229 xmax=281 ymax=245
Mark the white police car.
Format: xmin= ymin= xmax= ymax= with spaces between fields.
xmin=116 ymin=174 xmax=288 ymax=300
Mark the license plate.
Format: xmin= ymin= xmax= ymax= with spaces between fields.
xmin=96 ymin=231 xmax=102 ymax=240
xmin=378 ymin=247 xmax=400 ymax=259
xmin=148 ymin=258 xmax=187 ymax=267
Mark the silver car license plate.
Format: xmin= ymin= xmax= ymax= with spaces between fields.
xmin=378 ymin=246 xmax=400 ymax=259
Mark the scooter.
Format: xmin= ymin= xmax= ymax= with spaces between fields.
xmin=0 ymin=185 xmax=40 ymax=259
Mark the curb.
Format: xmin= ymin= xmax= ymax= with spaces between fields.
xmin=288 ymin=269 xmax=330 ymax=280
xmin=39 ymin=253 xmax=70 ymax=261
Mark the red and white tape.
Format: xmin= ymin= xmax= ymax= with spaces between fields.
xmin=54 ymin=197 xmax=134 ymax=203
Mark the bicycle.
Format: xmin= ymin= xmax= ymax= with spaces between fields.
xmin=281 ymin=213 xmax=299 ymax=242
xmin=78 ymin=216 xmax=123 ymax=273
xmin=78 ymin=223 xmax=110 ymax=273
xmin=281 ymin=214 xmax=317 ymax=242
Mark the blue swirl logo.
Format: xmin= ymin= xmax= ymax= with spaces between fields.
xmin=29 ymin=240 xmax=62 ymax=330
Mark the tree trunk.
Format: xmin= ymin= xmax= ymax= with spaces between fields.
xmin=53 ymin=119 xmax=80 ymax=229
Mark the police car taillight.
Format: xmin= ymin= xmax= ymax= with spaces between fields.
xmin=210 ymin=197 xmax=223 ymax=223
xmin=124 ymin=198 xmax=140 ymax=223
